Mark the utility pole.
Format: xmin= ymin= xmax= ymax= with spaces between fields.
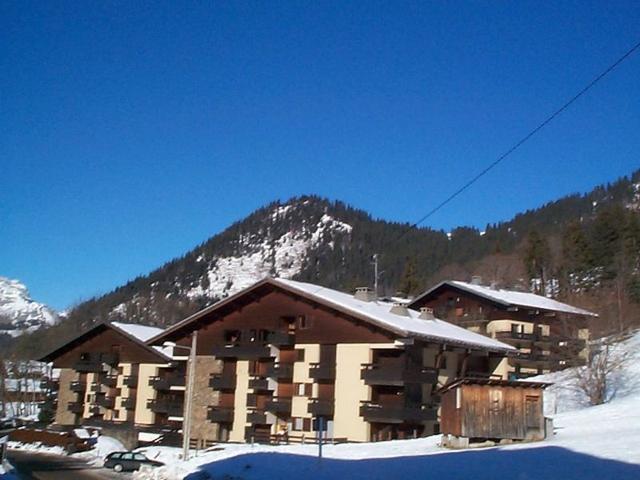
xmin=182 ymin=331 xmax=198 ymax=461
xmin=372 ymin=254 xmax=381 ymax=299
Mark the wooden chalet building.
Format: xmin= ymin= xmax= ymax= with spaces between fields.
xmin=40 ymin=322 xmax=176 ymax=445
xmin=146 ymin=277 xmax=514 ymax=446
xmin=408 ymin=279 xmax=596 ymax=378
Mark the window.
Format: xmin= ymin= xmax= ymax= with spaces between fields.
xmin=80 ymin=352 xmax=90 ymax=361
xmin=121 ymin=453 xmax=134 ymax=460
xmin=303 ymin=418 xmax=312 ymax=431
xmin=298 ymin=315 xmax=312 ymax=330
xmin=109 ymin=453 xmax=122 ymax=460
xmin=293 ymin=418 xmax=303 ymax=431
xmin=295 ymin=383 xmax=305 ymax=396
xmin=296 ymin=349 xmax=305 ymax=362
xmin=224 ymin=330 xmax=241 ymax=343
xmin=304 ymin=384 xmax=313 ymax=396
xmin=134 ymin=453 xmax=147 ymax=461
xmin=456 ymin=388 xmax=462 ymax=409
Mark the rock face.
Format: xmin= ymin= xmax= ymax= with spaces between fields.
xmin=0 ymin=277 xmax=58 ymax=336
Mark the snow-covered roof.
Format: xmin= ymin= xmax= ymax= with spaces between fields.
xmin=111 ymin=322 xmax=172 ymax=357
xmin=412 ymin=280 xmax=597 ymax=317
xmin=271 ymin=278 xmax=514 ymax=352
xmin=111 ymin=322 xmax=165 ymax=342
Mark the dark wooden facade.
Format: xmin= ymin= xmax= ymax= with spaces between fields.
xmin=440 ymin=378 xmax=549 ymax=443
xmin=408 ymin=282 xmax=591 ymax=376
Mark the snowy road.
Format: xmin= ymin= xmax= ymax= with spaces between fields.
xmin=7 ymin=451 xmax=130 ymax=480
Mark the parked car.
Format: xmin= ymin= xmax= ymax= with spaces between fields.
xmin=104 ymin=451 xmax=164 ymax=472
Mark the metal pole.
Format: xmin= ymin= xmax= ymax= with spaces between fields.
xmin=373 ymin=254 xmax=379 ymax=299
xmin=182 ymin=331 xmax=198 ymax=461
xmin=318 ymin=416 xmax=323 ymax=461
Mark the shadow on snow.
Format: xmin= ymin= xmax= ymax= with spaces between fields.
xmin=184 ymin=446 xmax=640 ymax=480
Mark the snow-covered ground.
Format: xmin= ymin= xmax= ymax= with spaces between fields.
xmin=132 ymin=331 xmax=640 ymax=480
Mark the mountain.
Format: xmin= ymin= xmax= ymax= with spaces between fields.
xmin=8 ymin=169 xmax=640 ymax=358
xmin=0 ymin=277 xmax=58 ymax=338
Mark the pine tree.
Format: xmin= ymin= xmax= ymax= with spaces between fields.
xmin=523 ymin=230 xmax=552 ymax=294
xmin=399 ymin=258 xmax=421 ymax=297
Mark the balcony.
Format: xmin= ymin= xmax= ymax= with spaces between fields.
xmin=212 ymin=343 xmax=272 ymax=359
xmin=308 ymin=398 xmax=334 ymax=417
xmin=360 ymin=401 xmax=437 ymax=424
xmin=249 ymin=377 xmax=272 ymax=391
xmin=100 ymin=375 xmax=118 ymax=388
xmin=73 ymin=361 xmax=105 ymax=373
xmin=146 ymin=399 xmax=184 ymax=417
xmin=266 ymin=331 xmax=295 ymax=347
xmin=95 ymin=396 xmax=115 ymax=409
xmin=67 ymin=402 xmax=84 ymax=414
xmin=308 ymin=363 xmax=335 ymax=381
xmin=207 ymin=407 xmax=234 ymax=423
xmin=209 ymin=374 xmax=237 ymax=391
xmin=510 ymin=352 xmax=560 ymax=369
xmin=69 ymin=381 xmax=86 ymax=393
xmin=121 ymin=397 xmax=136 ymax=409
xmin=264 ymin=397 xmax=292 ymax=415
xmin=88 ymin=405 xmax=102 ymax=416
xmin=247 ymin=410 xmax=267 ymax=424
xmin=148 ymin=374 xmax=186 ymax=390
xmin=361 ymin=364 xmax=438 ymax=386
xmin=123 ymin=376 xmax=138 ymax=388
xmin=266 ymin=362 xmax=293 ymax=379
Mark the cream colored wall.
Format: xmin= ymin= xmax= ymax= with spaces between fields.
xmin=55 ymin=368 xmax=78 ymax=425
xmin=491 ymin=357 xmax=510 ymax=379
xmin=113 ymin=363 xmax=131 ymax=422
xmin=333 ymin=344 xmax=371 ymax=442
xmin=82 ymin=372 xmax=96 ymax=418
xmin=291 ymin=344 xmax=320 ymax=420
xmin=229 ymin=360 xmax=250 ymax=442
xmin=135 ymin=364 xmax=159 ymax=425
xmin=486 ymin=319 xmax=550 ymax=337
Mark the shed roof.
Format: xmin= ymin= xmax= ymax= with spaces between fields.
xmin=438 ymin=376 xmax=552 ymax=393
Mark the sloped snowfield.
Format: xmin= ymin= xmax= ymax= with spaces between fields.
xmin=132 ymin=332 xmax=640 ymax=480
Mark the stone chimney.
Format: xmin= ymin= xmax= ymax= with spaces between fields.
xmin=419 ymin=307 xmax=435 ymax=320
xmin=389 ymin=302 xmax=410 ymax=316
xmin=354 ymin=287 xmax=376 ymax=302
xmin=470 ymin=275 xmax=483 ymax=286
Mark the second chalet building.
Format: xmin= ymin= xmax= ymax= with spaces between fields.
xmin=408 ymin=278 xmax=596 ymax=378
xmin=145 ymin=277 xmax=514 ymax=445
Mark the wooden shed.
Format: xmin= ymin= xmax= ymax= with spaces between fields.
xmin=439 ymin=377 xmax=550 ymax=447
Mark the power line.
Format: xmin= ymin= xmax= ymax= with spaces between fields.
xmin=394 ymin=38 xmax=640 ymax=244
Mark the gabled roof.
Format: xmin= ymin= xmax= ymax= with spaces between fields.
xmin=39 ymin=321 xmax=171 ymax=363
xmin=409 ymin=280 xmax=598 ymax=317
xmin=149 ymin=277 xmax=514 ymax=353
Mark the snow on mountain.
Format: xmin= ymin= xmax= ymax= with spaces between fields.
xmin=185 ymin=212 xmax=352 ymax=300
xmin=0 ymin=277 xmax=58 ymax=337
xmin=107 ymin=203 xmax=353 ymax=321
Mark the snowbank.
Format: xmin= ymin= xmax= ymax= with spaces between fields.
xmin=72 ymin=435 xmax=125 ymax=465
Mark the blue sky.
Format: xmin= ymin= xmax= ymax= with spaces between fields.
xmin=2 ymin=2 xmax=639 ymax=310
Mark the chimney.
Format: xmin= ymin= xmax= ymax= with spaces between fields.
xmin=390 ymin=302 xmax=410 ymax=316
xmin=470 ymin=275 xmax=483 ymax=286
xmin=354 ymin=287 xmax=376 ymax=302
xmin=419 ymin=307 xmax=435 ymax=320
xmin=490 ymin=281 xmax=499 ymax=290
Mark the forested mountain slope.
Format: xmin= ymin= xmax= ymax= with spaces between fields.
xmin=9 ymin=169 xmax=639 ymax=358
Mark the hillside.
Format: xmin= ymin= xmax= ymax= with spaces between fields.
xmin=7 ymin=168 xmax=640 ymax=358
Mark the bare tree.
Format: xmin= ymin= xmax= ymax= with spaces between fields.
xmin=573 ymin=334 xmax=632 ymax=405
